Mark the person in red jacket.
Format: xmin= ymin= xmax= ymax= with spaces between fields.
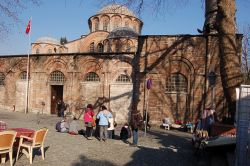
xmin=84 ymin=104 xmax=95 ymax=140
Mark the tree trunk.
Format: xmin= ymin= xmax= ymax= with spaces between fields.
xmin=217 ymin=0 xmax=242 ymax=121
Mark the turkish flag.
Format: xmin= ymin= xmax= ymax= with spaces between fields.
xmin=25 ymin=19 xmax=31 ymax=34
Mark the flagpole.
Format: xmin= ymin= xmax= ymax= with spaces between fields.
xmin=25 ymin=18 xmax=31 ymax=114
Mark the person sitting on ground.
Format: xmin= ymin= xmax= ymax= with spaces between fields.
xmin=60 ymin=118 xmax=69 ymax=133
xmin=120 ymin=123 xmax=131 ymax=142
xmin=69 ymin=117 xmax=79 ymax=135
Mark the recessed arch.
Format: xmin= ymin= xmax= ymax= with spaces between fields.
xmin=20 ymin=71 xmax=27 ymax=80
xmin=97 ymin=43 xmax=104 ymax=53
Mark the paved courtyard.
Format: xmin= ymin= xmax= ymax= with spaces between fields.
xmin=0 ymin=110 xmax=228 ymax=166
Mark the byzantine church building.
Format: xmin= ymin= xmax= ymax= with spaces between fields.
xmin=0 ymin=4 xmax=242 ymax=125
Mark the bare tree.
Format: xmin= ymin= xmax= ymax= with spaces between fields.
xmin=0 ymin=0 xmax=40 ymax=39
xmin=105 ymin=0 xmax=242 ymax=120
xmin=242 ymin=25 xmax=250 ymax=84
xmin=100 ymin=0 xmax=191 ymax=16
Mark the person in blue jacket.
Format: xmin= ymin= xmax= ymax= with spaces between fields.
xmin=96 ymin=105 xmax=112 ymax=142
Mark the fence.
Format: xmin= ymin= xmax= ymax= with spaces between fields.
xmin=235 ymin=85 xmax=250 ymax=166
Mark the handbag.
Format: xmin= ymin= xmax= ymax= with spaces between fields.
xmin=92 ymin=118 xmax=96 ymax=127
xmin=105 ymin=116 xmax=110 ymax=128
xmin=87 ymin=112 xmax=95 ymax=127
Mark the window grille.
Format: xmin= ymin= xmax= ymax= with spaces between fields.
xmin=90 ymin=42 xmax=94 ymax=52
xmin=0 ymin=72 xmax=5 ymax=85
xmin=166 ymin=73 xmax=187 ymax=92
xmin=36 ymin=49 xmax=40 ymax=54
xmin=84 ymin=72 xmax=100 ymax=82
xmin=97 ymin=43 xmax=104 ymax=53
xmin=50 ymin=71 xmax=65 ymax=82
xmin=103 ymin=20 xmax=109 ymax=31
xmin=20 ymin=72 xmax=27 ymax=80
xmin=116 ymin=74 xmax=130 ymax=82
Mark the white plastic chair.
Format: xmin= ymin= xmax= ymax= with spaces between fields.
xmin=163 ymin=117 xmax=171 ymax=130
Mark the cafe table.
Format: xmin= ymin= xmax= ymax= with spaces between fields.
xmin=9 ymin=128 xmax=34 ymax=138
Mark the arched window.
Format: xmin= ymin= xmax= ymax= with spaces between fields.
xmin=166 ymin=73 xmax=187 ymax=93
xmin=0 ymin=72 xmax=5 ymax=85
xmin=47 ymin=49 xmax=52 ymax=53
xmin=20 ymin=71 xmax=27 ymax=80
xmin=115 ymin=42 xmax=121 ymax=52
xmin=84 ymin=72 xmax=100 ymax=82
xmin=126 ymin=43 xmax=131 ymax=52
xmin=103 ymin=19 xmax=109 ymax=31
xmin=95 ymin=20 xmax=99 ymax=31
xmin=36 ymin=48 xmax=40 ymax=54
xmin=89 ymin=42 xmax=94 ymax=52
xmin=116 ymin=74 xmax=130 ymax=82
xmin=113 ymin=17 xmax=120 ymax=29
xmin=97 ymin=43 xmax=104 ymax=53
xmin=50 ymin=71 xmax=65 ymax=82
xmin=125 ymin=21 xmax=129 ymax=27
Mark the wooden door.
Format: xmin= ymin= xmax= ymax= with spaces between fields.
xmin=51 ymin=85 xmax=63 ymax=114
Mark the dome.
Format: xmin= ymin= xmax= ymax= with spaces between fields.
xmin=98 ymin=4 xmax=136 ymax=17
xmin=34 ymin=37 xmax=60 ymax=45
xmin=108 ymin=27 xmax=139 ymax=39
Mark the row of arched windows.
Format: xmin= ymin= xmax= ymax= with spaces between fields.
xmin=91 ymin=16 xmax=139 ymax=32
xmin=35 ymin=48 xmax=63 ymax=54
xmin=49 ymin=71 xmax=131 ymax=83
xmin=89 ymin=42 xmax=132 ymax=53
xmin=0 ymin=71 xmax=188 ymax=92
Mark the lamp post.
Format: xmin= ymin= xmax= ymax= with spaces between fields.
xmin=208 ymin=71 xmax=216 ymax=109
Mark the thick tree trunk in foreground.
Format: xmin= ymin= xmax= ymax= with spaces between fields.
xmin=217 ymin=0 xmax=242 ymax=120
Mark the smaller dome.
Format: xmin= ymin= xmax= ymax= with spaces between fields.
xmin=108 ymin=27 xmax=139 ymax=39
xmin=34 ymin=37 xmax=60 ymax=45
xmin=98 ymin=4 xmax=136 ymax=17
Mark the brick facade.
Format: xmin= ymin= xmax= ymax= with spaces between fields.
xmin=0 ymin=4 xmax=242 ymax=125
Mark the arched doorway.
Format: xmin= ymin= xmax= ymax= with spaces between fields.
xmin=50 ymin=71 xmax=65 ymax=114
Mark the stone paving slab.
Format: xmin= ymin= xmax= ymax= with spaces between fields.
xmin=0 ymin=110 xmax=227 ymax=166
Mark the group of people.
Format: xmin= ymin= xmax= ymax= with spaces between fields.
xmin=55 ymin=103 xmax=145 ymax=146
xmin=84 ymin=104 xmax=114 ymax=141
xmin=194 ymin=107 xmax=218 ymax=138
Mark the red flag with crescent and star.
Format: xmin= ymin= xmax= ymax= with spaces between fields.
xmin=25 ymin=19 xmax=31 ymax=34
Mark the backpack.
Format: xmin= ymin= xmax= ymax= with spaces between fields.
xmin=120 ymin=126 xmax=131 ymax=139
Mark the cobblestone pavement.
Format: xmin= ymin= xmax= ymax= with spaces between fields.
xmin=0 ymin=110 xmax=228 ymax=166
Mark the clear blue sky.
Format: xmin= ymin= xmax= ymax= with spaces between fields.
xmin=0 ymin=0 xmax=249 ymax=55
